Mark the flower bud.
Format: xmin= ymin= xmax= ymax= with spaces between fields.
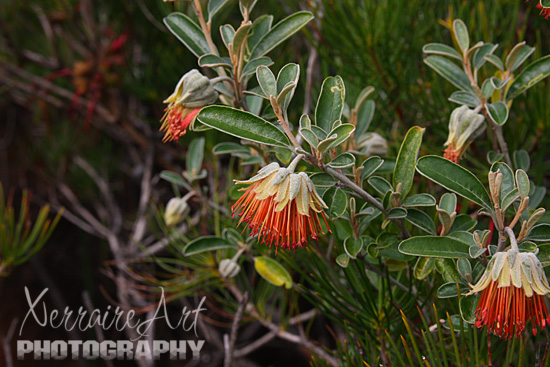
xmin=160 ymin=69 xmax=218 ymax=142
xmin=356 ymin=132 xmax=388 ymax=157
xmin=444 ymin=105 xmax=485 ymax=163
xmin=218 ymin=259 xmax=241 ymax=278
xmin=164 ymin=197 xmax=190 ymax=227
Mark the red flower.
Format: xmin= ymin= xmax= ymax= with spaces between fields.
xmin=232 ymin=162 xmax=330 ymax=250
xmin=469 ymin=249 xmax=550 ymax=339
xmin=527 ymin=0 xmax=550 ymax=19
xmin=160 ymin=106 xmax=201 ymax=142
xmin=160 ymin=70 xmax=218 ymax=142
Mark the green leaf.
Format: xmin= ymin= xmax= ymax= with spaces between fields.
xmin=336 ymin=253 xmax=350 ymax=268
xmin=232 ymin=22 xmax=252 ymax=55
xmin=448 ymin=231 xmax=477 ymax=247
xmin=197 ymin=106 xmax=290 ymax=147
xmin=515 ymin=169 xmax=530 ymax=199
xmin=207 ymin=0 xmax=230 ymax=22
xmin=399 ymin=236 xmax=471 ymax=258
xmin=416 ymin=155 xmax=492 ymax=210
xmin=256 ymin=65 xmax=277 ymax=97
xmin=311 ymin=125 xmax=327 ymax=140
xmin=514 ymin=150 xmax=530 ymax=172
xmin=526 ymin=224 xmax=550 ymax=242
xmin=449 ymin=214 xmax=477 ymax=233
xmin=436 ymin=258 xmax=464 ymax=283
xmin=160 ymin=171 xmax=187 ymax=187
xmin=448 ymin=91 xmax=480 ymax=108
xmin=457 ymin=258 xmax=472 ymax=280
xmin=422 ymin=43 xmax=462 ymax=60
xmin=405 ymin=208 xmax=436 ymax=234
xmin=486 ymin=101 xmax=509 ymax=126
xmin=506 ymin=42 xmax=535 ymax=72
xmin=439 ymin=193 xmax=457 ymax=214
xmin=299 ymin=128 xmax=318 ymax=149
xmin=368 ymin=176 xmax=392 ymax=196
xmin=481 ymin=79 xmax=495 ymax=98
xmin=536 ymin=243 xmax=550 ymax=266
xmin=485 ymin=54 xmax=504 ymax=70
xmin=254 ymin=256 xmax=293 ymax=289
xmin=393 ymin=126 xmax=424 ymax=198
xmin=453 ymin=19 xmax=469 ymax=52
xmin=460 ymin=294 xmax=478 ymax=324
xmin=469 ymin=245 xmax=486 ymax=258
xmin=502 ymin=188 xmax=520 ymax=214
xmin=354 ymin=86 xmax=375 ymax=112
xmin=424 ymin=56 xmax=474 ymax=92
xmin=355 ymin=100 xmax=375 ymax=137
xmin=487 ymin=151 xmax=503 ymax=165
xmin=242 ymin=57 xmax=274 ymax=78
xmin=213 ymin=142 xmax=250 ymax=155
xmin=328 ymin=153 xmax=356 ymax=169
xmin=198 ymin=54 xmax=232 ymax=69
xmin=246 ymin=15 xmax=273 ymax=54
xmin=276 ymin=83 xmax=296 ymax=108
xmin=323 ymin=187 xmax=347 ymax=219
xmin=529 ymin=185 xmax=546 ymax=210
xmin=185 ymin=137 xmax=205 ymax=178
xmin=361 ymin=156 xmax=384 ymax=180
xmin=323 ymin=123 xmax=355 ymax=151
xmin=378 ymin=241 xmax=415 ymax=261
xmin=473 ymin=43 xmax=498 ymax=69
xmin=491 ymin=162 xmax=515 ymax=203
xmin=315 ymin=76 xmax=345 ymax=132
xmin=220 ymin=24 xmax=235 ymax=48
xmin=276 ymin=63 xmax=300 ymax=110
xmin=344 ymin=237 xmax=363 ymax=259
xmin=250 ymin=11 xmax=314 ymax=59
xmin=184 ymin=236 xmax=237 ymax=256
xmin=164 ymin=13 xmax=211 ymax=58
xmin=414 ymin=257 xmax=436 ymax=280
xmin=388 ymin=208 xmax=407 ymax=219
xmin=507 ymin=55 xmax=550 ymax=100
xmin=310 ymin=173 xmax=337 ymax=196
xmin=490 ymin=76 xmax=510 ymax=90
xmin=437 ymin=282 xmax=469 ymax=298
xmin=402 ymin=194 xmax=436 ymax=207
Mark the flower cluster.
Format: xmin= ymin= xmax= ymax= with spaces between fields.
xmin=232 ymin=161 xmax=329 ymax=250
xmin=160 ymin=69 xmax=218 ymax=142
xmin=469 ymin=248 xmax=550 ymax=339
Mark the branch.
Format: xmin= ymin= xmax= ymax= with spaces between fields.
xmin=224 ymin=292 xmax=248 ymax=367
xmin=227 ymin=285 xmax=339 ymax=367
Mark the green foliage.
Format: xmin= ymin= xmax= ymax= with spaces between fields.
xmin=0 ymin=185 xmax=63 ymax=276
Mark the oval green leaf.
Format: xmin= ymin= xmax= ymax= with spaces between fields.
xmin=393 ymin=126 xmax=425 ymax=198
xmin=164 ymin=13 xmax=211 ymax=57
xmin=250 ymin=11 xmax=314 ymax=59
xmin=507 ymin=55 xmax=550 ymax=100
xmin=315 ymin=76 xmax=345 ymax=132
xmin=184 ymin=236 xmax=237 ymax=256
xmin=399 ymin=236 xmax=471 ymax=258
xmin=424 ymin=56 xmax=474 ymax=92
xmin=197 ymin=106 xmax=290 ymax=147
xmin=416 ymin=155 xmax=492 ymax=210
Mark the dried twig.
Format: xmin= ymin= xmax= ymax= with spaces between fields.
xmin=224 ymin=291 xmax=248 ymax=367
